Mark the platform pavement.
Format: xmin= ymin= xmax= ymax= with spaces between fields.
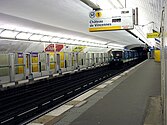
xmin=55 ymin=59 xmax=161 ymax=125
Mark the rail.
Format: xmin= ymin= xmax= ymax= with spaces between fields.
xmin=0 ymin=61 xmax=139 ymax=125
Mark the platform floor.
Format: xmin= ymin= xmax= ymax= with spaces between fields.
xmin=55 ymin=60 xmax=161 ymax=125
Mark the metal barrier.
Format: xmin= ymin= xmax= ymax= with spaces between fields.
xmin=0 ymin=52 xmax=110 ymax=86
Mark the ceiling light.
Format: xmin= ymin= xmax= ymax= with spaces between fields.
xmin=16 ymin=32 xmax=32 ymax=39
xmin=0 ymin=28 xmax=4 ymax=33
xmin=41 ymin=35 xmax=53 ymax=41
xmin=57 ymin=38 xmax=68 ymax=43
xmin=0 ymin=30 xmax=19 ymax=38
xmin=50 ymin=37 xmax=61 ymax=42
xmin=29 ymin=34 xmax=43 ymax=41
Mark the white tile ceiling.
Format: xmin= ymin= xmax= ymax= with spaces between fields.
xmin=0 ymin=0 xmax=165 ymax=47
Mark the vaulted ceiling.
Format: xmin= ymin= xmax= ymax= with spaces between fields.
xmin=0 ymin=0 xmax=164 ymax=48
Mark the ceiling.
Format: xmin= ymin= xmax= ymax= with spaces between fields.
xmin=0 ymin=0 xmax=164 ymax=48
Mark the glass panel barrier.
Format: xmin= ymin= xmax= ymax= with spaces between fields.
xmin=40 ymin=53 xmax=46 ymax=71
xmin=0 ymin=54 xmax=9 ymax=77
xmin=49 ymin=52 xmax=55 ymax=70
xmin=0 ymin=67 xmax=9 ymax=76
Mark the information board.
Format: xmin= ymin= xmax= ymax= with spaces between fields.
xmin=147 ymin=33 xmax=160 ymax=38
xmin=89 ymin=8 xmax=135 ymax=32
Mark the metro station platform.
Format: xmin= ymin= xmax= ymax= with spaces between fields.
xmin=29 ymin=59 xmax=161 ymax=125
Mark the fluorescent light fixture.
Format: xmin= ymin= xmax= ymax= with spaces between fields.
xmin=57 ymin=38 xmax=68 ymax=43
xmin=0 ymin=28 xmax=4 ymax=33
xmin=65 ymin=39 xmax=75 ymax=44
xmin=0 ymin=30 xmax=19 ymax=38
xmin=41 ymin=35 xmax=53 ymax=41
xmin=0 ymin=25 xmax=124 ymax=49
xmin=95 ymin=44 xmax=108 ymax=48
xmin=67 ymin=40 xmax=83 ymax=45
xmin=29 ymin=34 xmax=43 ymax=41
xmin=78 ymin=41 xmax=88 ymax=46
xmin=16 ymin=32 xmax=32 ymax=39
xmin=50 ymin=37 xmax=61 ymax=42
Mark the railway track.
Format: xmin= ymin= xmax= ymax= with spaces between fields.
xmin=0 ymin=63 xmax=137 ymax=125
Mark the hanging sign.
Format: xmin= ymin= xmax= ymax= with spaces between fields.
xmin=147 ymin=33 xmax=160 ymax=38
xmin=72 ymin=46 xmax=86 ymax=52
xmin=89 ymin=8 xmax=135 ymax=32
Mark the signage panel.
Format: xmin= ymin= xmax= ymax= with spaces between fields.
xmin=147 ymin=33 xmax=160 ymax=38
xmin=89 ymin=8 xmax=135 ymax=32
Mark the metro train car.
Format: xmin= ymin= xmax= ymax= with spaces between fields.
xmin=109 ymin=50 xmax=140 ymax=69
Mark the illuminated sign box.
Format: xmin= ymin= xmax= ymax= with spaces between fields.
xmin=89 ymin=8 xmax=135 ymax=32
xmin=147 ymin=33 xmax=160 ymax=38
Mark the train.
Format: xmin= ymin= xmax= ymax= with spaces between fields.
xmin=109 ymin=49 xmax=148 ymax=69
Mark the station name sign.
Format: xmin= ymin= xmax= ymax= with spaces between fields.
xmin=89 ymin=8 xmax=135 ymax=32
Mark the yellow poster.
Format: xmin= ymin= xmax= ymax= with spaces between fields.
xmin=72 ymin=46 xmax=86 ymax=52
xmin=18 ymin=53 xmax=24 ymax=74
xmin=59 ymin=52 xmax=64 ymax=68
xmin=31 ymin=53 xmax=38 ymax=72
